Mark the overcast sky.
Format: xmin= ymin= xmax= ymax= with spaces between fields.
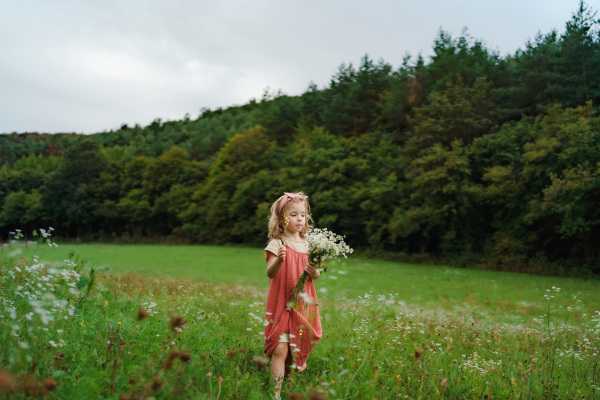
xmin=0 ymin=0 xmax=581 ymax=134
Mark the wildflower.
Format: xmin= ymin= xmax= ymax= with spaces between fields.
xmin=283 ymin=215 xmax=290 ymax=234
xmin=440 ymin=377 xmax=448 ymax=391
xmin=299 ymin=292 xmax=315 ymax=304
xmin=289 ymin=227 xmax=353 ymax=307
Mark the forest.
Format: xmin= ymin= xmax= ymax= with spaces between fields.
xmin=1 ymin=2 xmax=600 ymax=275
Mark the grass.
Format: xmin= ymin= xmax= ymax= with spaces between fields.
xmin=1 ymin=240 xmax=599 ymax=399
xmin=7 ymin=243 xmax=600 ymax=322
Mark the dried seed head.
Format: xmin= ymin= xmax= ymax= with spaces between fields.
xmin=309 ymin=389 xmax=327 ymax=400
xmin=226 ymin=349 xmax=238 ymax=359
xmin=21 ymin=375 xmax=43 ymax=396
xmin=0 ymin=370 xmax=15 ymax=393
xmin=151 ymin=377 xmax=164 ymax=390
xmin=218 ymin=376 xmax=224 ymax=384
xmin=290 ymin=392 xmax=306 ymax=400
xmin=252 ymin=356 xmax=269 ymax=371
xmin=164 ymin=350 xmax=181 ymax=371
xmin=414 ymin=348 xmax=423 ymax=360
xmin=44 ymin=379 xmax=58 ymax=394
xmin=178 ymin=351 xmax=191 ymax=363
xmin=169 ymin=315 xmax=187 ymax=332
xmin=137 ymin=307 xmax=150 ymax=320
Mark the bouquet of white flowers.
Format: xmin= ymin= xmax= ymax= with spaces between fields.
xmin=289 ymin=228 xmax=353 ymax=308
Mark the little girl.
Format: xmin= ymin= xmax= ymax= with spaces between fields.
xmin=263 ymin=192 xmax=322 ymax=399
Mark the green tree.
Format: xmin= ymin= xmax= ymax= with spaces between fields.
xmin=322 ymin=56 xmax=394 ymax=136
xmin=182 ymin=126 xmax=276 ymax=243
xmin=558 ymin=1 xmax=600 ymax=106
xmin=43 ymin=140 xmax=107 ymax=238
xmin=0 ymin=190 xmax=45 ymax=231
xmin=405 ymin=77 xmax=496 ymax=156
xmin=422 ymin=29 xmax=501 ymax=96
xmin=394 ymin=140 xmax=478 ymax=256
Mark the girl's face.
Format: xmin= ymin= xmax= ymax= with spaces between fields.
xmin=286 ymin=202 xmax=306 ymax=235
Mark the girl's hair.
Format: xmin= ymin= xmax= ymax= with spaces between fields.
xmin=268 ymin=192 xmax=313 ymax=241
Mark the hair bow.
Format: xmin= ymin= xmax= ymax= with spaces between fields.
xmin=278 ymin=192 xmax=308 ymax=211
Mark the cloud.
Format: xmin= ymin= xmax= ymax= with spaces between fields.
xmin=0 ymin=0 xmax=580 ymax=133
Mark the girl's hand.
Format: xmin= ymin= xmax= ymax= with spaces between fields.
xmin=277 ymin=245 xmax=287 ymax=263
xmin=305 ymin=263 xmax=320 ymax=279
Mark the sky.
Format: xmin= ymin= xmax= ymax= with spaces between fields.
xmin=0 ymin=0 xmax=582 ymax=134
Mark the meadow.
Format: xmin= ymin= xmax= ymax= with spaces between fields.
xmin=1 ymin=239 xmax=599 ymax=399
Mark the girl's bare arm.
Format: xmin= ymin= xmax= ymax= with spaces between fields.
xmin=266 ymin=246 xmax=286 ymax=279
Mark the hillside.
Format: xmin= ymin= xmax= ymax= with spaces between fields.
xmin=1 ymin=2 xmax=600 ymax=275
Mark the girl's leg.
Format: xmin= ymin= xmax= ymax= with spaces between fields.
xmin=270 ymin=342 xmax=288 ymax=398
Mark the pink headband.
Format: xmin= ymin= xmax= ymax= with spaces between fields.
xmin=278 ymin=192 xmax=308 ymax=212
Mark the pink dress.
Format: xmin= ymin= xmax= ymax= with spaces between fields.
xmin=264 ymin=245 xmax=322 ymax=371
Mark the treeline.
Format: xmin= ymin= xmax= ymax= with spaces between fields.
xmin=2 ymin=2 xmax=600 ymax=274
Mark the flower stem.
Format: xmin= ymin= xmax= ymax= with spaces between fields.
xmin=288 ymin=272 xmax=309 ymax=309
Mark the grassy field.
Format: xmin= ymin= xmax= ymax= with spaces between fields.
xmin=1 ymin=241 xmax=599 ymax=399
xmin=6 ymin=243 xmax=600 ymax=322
